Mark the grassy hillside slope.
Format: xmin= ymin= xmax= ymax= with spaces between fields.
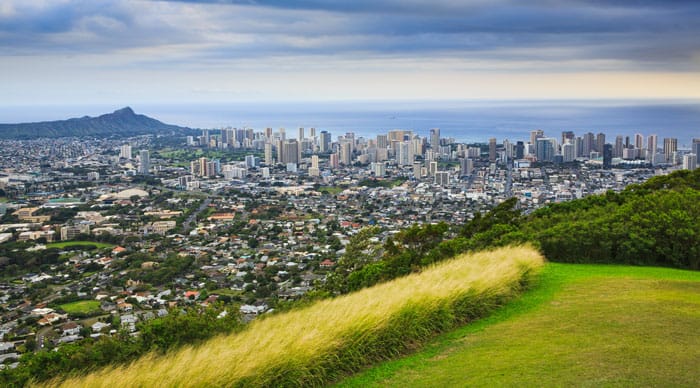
xmin=52 ymin=246 xmax=543 ymax=387
xmin=339 ymin=263 xmax=700 ymax=387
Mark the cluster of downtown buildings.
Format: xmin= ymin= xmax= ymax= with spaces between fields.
xmin=174 ymin=127 xmax=699 ymax=187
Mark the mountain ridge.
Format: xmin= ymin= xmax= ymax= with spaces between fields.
xmin=0 ymin=107 xmax=193 ymax=139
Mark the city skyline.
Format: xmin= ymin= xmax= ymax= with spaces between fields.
xmin=2 ymin=1 xmax=700 ymax=107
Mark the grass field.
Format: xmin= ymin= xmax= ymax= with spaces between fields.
xmin=46 ymin=241 xmax=114 ymax=249
xmin=52 ymin=246 xmax=543 ymax=387
xmin=338 ymin=263 xmax=700 ymax=387
xmin=318 ymin=185 xmax=345 ymax=195
xmin=58 ymin=300 xmax=102 ymax=315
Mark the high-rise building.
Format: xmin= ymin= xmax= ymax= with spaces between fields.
xmin=245 ymin=155 xmax=257 ymax=169
xmin=429 ymin=161 xmax=438 ymax=176
xmin=582 ymin=132 xmax=595 ymax=158
xmin=120 ymin=144 xmax=132 ymax=159
xmin=430 ymin=128 xmax=440 ymax=148
xmin=309 ymin=155 xmax=320 ymax=177
xmin=488 ymin=138 xmax=497 ymax=162
xmin=309 ymin=127 xmax=316 ymax=139
xmin=634 ymin=133 xmax=644 ymax=150
xmin=376 ymin=134 xmax=388 ymax=149
xmin=264 ymin=143 xmax=273 ymax=165
xmin=503 ymin=139 xmax=512 ymax=160
xmin=663 ymin=137 xmax=678 ymax=164
xmin=329 ymin=153 xmax=339 ymax=169
xmin=692 ymin=138 xmax=700 ymax=157
xmin=339 ymin=141 xmax=352 ymax=165
xmin=319 ymin=131 xmax=331 ymax=153
xmin=397 ymin=141 xmax=413 ymax=166
xmin=283 ymin=140 xmax=300 ymax=165
xmin=683 ymin=153 xmax=697 ymax=170
xmin=138 ymin=150 xmax=150 ymax=174
xmin=298 ymin=127 xmax=304 ymax=141
xmin=515 ymin=141 xmax=525 ymax=159
xmin=561 ymin=131 xmax=575 ymax=147
xmin=614 ymin=136 xmax=624 ymax=158
xmin=198 ymin=157 xmax=209 ymax=177
xmin=562 ymin=143 xmax=575 ymax=163
xmin=648 ymin=134 xmax=658 ymax=153
xmin=371 ymin=162 xmax=386 ymax=177
xmin=536 ymin=138 xmax=556 ymax=162
xmin=388 ymin=129 xmax=412 ymax=142
xmin=434 ymin=171 xmax=450 ymax=187
xmin=596 ymin=133 xmax=606 ymax=153
xmin=530 ymin=129 xmax=544 ymax=152
xmin=460 ymin=158 xmax=474 ymax=176
xmin=413 ymin=161 xmax=423 ymax=178
xmin=603 ymin=144 xmax=613 ymax=169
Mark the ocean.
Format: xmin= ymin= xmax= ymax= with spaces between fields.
xmin=2 ymin=100 xmax=699 ymax=147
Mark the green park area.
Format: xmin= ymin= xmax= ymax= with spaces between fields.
xmin=46 ymin=241 xmax=114 ymax=250
xmin=339 ymin=263 xmax=700 ymax=387
xmin=58 ymin=300 xmax=102 ymax=315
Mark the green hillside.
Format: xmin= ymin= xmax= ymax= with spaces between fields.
xmin=52 ymin=246 xmax=543 ymax=387
xmin=339 ymin=263 xmax=700 ymax=387
xmin=0 ymin=107 xmax=191 ymax=139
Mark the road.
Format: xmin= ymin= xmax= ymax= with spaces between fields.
xmin=182 ymin=197 xmax=211 ymax=234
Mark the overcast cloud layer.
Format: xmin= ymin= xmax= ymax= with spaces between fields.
xmin=1 ymin=0 xmax=699 ymax=105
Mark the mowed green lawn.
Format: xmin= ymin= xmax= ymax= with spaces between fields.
xmin=46 ymin=241 xmax=114 ymax=249
xmin=338 ymin=263 xmax=700 ymax=387
xmin=59 ymin=300 xmax=101 ymax=315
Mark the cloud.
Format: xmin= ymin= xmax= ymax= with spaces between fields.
xmin=2 ymin=0 xmax=699 ymax=68
xmin=1 ymin=0 xmax=699 ymax=104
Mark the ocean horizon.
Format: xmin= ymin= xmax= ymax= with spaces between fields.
xmin=2 ymin=99 xmax=699 ymax=147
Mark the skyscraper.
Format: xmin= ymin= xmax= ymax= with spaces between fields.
xmin=430 ymin=128 xmax=440 ymax=148
xmin=264 ymin=143 xmax=273 ymax=165
xmin=339 ymin=141 xmax=352 ymax=165
xmin=692 ymin=138 xmax=700 ymax=157
xmin=530 ymin=129 xmax=544 ymax=149
xmin=515 ymin=141 xmax=525 ymax=159
xmin=488 ymin=138 xmax=497 ymax=162
xmin=561 ymin=131 xmax=575 ymax=147
xmin=647 ymin=134 xmax=658 ymax=153
xmin=397 ymin=141 xmax=413 ymax=166
xmin=120 ymin=144 xmax=132 ymax=159
xmin=562 ymin=143 xmax=575 ymax=163
xmin=634 ymin=133 xmax=644 ymax=150
xmin=682 ymin=153 xmax=697 ymax=170
xmin=603 ymin=144 xmax=613 ymax=169
xmin=319 ymin=131 xmax=331 ymax=153
xmin=536 ymin=138 xmax=556 ymax=162
xmin=376 ymin=134 xmax=388 ymax=149
xmin=460 ymin=158 xmax=474 ymax=176
xmin=582 ymin=132 xmax=595 ymax=157
xmin=596 ymin=133 xmax=606 ymax=153
xmin=663 ymin=137 xmax=677 ymax=164
xmin=283 ymin=140 xmax=300 ymax=165
xmin=138 ymin=150 xmax=150 ymax=174
xmin=614 ymin=136 xmax=624 ymax=158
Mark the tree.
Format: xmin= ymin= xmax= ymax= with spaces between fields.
xmin=323 ymin=226 xmax=382 ymax=294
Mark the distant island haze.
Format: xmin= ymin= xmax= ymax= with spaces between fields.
xmin=2 ymin=100 xmax=699 ymax=145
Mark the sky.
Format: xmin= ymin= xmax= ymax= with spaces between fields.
xmin=1 ymin=0 xmax=700 ymax=108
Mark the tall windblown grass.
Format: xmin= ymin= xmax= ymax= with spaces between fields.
xmin=51 ymin=245 xmax=543 ymax=387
